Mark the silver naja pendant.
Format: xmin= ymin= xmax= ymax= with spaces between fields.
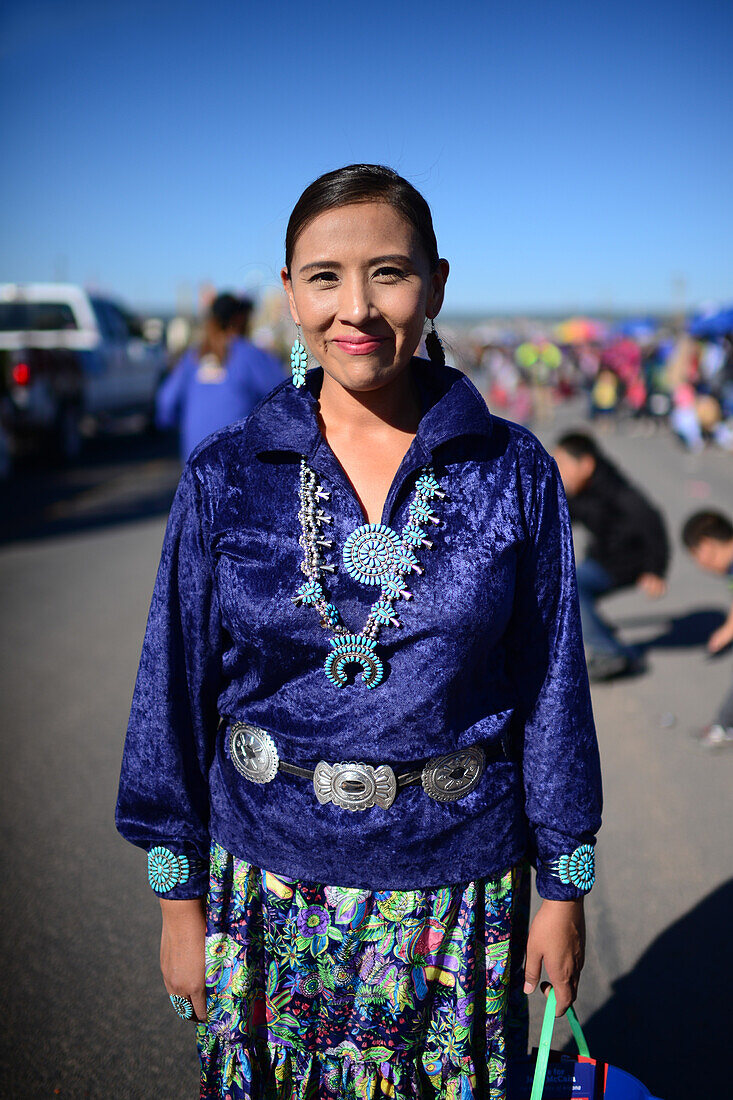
xmin=421 ymin=746 xmax=485 ymax=802
xmin=227 ymin=722 xmax=279 ymax=783
xmin=313 ymin=761 xmax=397 ymax=811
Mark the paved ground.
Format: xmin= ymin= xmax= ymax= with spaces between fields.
xmin=0 ymin=410 xmax=731 ymax=1098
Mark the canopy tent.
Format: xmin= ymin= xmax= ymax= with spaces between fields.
xmin=688 ymin=306 xmax=733 ymax=339
xmin=610 ymin=317 xmax=659 ymax=340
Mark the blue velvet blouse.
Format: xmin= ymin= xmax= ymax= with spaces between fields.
xmin=116 ymin=360 xmax=602 ymax=901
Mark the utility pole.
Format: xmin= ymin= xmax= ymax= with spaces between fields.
xmin=671 ymin=273 xmax=687 ymax=332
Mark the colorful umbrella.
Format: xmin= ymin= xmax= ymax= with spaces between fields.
xmin=554 ymin=318 xmax=607 ymax=344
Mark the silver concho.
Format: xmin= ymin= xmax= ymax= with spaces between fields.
xmin=227 ymin=722 xmax=279 ymax=784
xmin=421 ymin=746 xmax=485 ymax=802
xmin=313 ymin=761 xmax=397 ymax=811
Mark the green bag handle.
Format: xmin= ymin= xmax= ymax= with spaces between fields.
xmin=530 ymin=988 xmax=591 ymax=1100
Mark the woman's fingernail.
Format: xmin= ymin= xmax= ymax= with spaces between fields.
xmin=523 ymin=982 xmax=533 ymax=994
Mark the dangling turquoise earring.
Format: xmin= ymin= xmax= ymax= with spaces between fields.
xmin=290 ymin=329 xmax=308 ymax=387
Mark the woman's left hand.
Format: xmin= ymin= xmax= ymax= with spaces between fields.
xmin=523 ymin=898 xmax=586 ymax=1016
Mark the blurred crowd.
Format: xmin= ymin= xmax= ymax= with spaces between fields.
xmin=157 ymin=288 xmax=733 ymax=456
xmin=451 ymin=311 xmax=733 ymax=452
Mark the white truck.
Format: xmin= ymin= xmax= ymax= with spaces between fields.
xmin=0 ymin=283 xmax=167 ymax=475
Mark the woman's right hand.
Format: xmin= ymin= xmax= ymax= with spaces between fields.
xmin=159 ymin=897 xmax=207 ymax=1022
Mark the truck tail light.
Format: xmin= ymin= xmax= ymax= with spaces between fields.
xmin=12 ymin=362 xmax=31 ymax=385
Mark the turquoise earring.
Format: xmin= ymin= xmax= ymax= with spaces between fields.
xmin=290 ymin=330 xmax=308 ymax=387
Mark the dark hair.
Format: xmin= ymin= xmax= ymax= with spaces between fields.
xmin=209 ymin=292 xmax=253 ymax=331
xmin=285 ymin=164 xmax=440 ymax=274
xmin=681 ymin=510 xmax=733 ymax=548
xmin=555 ymin=432 xmax=601 ymax=460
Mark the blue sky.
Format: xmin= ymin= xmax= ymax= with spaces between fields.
xmin=1 ymin=0 xmax=731 ymax=314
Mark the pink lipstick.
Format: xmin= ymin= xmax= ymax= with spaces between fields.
xmin=332 ymin=335 xmax=387 ymax=356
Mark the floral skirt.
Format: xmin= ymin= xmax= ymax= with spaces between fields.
xmin=196 ymin=843 xmax=530 ymax=1100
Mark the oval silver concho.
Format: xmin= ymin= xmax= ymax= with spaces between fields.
xmin=421 ymin=746 xmax=485 ymax=802
xmin=313 ymin=761 xmax=397 ymax=811
xmin=227 ymin=722 xmax=279 ymax=784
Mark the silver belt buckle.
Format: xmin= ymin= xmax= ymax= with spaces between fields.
xmin=421 ymin=746 xmax=485 ymax=802
xmin=314 ymin=761 xmax=397 ymax=811
xmin=227 ymin=722 xmax=279 ymax=783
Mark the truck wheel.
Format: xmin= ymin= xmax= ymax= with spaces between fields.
xmin=54 ymin=404 xmax=83 ymax=464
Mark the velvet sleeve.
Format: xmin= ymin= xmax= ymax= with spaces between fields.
xmin=115 ymin=460 xmax=222 ymax=899
xmin=508 ymin=448 xmax=603 ymax=900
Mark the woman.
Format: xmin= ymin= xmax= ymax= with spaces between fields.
xmin=156 ymin=292 xmax=283 ymax=461
xmin=117 ymin=164 xmax=602 ymax=1099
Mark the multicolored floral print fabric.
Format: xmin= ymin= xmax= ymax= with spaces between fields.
xmin=197 ymin=843 xmax=529 ymax=1099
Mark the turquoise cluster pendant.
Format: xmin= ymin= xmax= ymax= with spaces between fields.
xmin=342 ymin=524 xmax=401 ymax=585
xmin=324 ymin=634 xmax=383 ymax=688
xmin=293 ymin=459 xmax=446 ymax=689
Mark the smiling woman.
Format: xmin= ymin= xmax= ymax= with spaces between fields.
xmin=285 ymin=206 xmax=441 ymax=386
xmin=116 ymin=164 xmax=602 ymax=1100
xmin=281 ymin=166 xmax=450 ymax=526
xmin=282 ymin=166 xmax=446 ymax=398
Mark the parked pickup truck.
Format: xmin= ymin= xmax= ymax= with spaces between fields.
xmin=0 ymin=283 xmax=167 ymax=475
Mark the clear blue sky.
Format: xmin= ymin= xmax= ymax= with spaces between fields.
xmin=1 ymin=0 xmax=731 ymax=314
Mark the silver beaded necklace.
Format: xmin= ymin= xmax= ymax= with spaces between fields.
xmin=292 ymin=458 xmax=445 ymax=688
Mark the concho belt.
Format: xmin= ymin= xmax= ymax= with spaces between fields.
xmin=225 ymin=721 xmax=506 ymax=812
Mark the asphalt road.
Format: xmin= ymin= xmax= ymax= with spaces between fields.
xmin=1 ymin=411 xmax=731 ymax=1099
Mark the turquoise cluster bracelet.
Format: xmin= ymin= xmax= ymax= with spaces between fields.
xmin=545 ymin=843 xmax=595 ymax=892
xmin=147 ymin=845 xmax=195 ymax=894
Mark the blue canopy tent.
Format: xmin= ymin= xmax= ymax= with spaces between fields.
xmin=611 ymin=317 xmax=658 ymax=340
xmin=688 ymin=306 xmax=733 ymax=339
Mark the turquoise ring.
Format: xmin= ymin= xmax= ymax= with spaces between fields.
xmin=170 ymin=993 xmax=194 ymax=1020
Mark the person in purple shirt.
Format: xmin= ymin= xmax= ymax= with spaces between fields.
xmin=117 ymin=167 xmax=601 ymax=1099
xmin=156 ymin=292 xmax=284 ymax=460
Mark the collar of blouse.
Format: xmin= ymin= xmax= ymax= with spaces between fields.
xmin=249 ymin=358 xmax=494 ymax=465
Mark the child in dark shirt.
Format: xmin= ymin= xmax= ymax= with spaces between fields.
xmin=554 ymin=432 xmax=670 ymax=681
xmin=682 ymin=510 xmax=733 ymax=747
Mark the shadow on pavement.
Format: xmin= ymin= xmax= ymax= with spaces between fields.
xmin=573 ymin=878 xmax=731 ymax=1100
xmin=615 ymin=608 xmax=728 ymax=650
xmin=0 ymin=429 xmax=181 ymax=545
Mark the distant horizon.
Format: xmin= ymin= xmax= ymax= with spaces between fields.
xmin=3 ymin=274 xmax=712 ymax=321
xmin=1 ymin=276 xmax=721 ymax=325
xmin=123 ymin=299 xmax=709 ymax=324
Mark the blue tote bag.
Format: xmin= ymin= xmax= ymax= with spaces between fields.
xmin=508 ymin=988 xmax=663 ymax=1100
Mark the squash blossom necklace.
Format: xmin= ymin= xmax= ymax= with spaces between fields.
xmin=293 ymin=458 xmax=446 ymax=688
